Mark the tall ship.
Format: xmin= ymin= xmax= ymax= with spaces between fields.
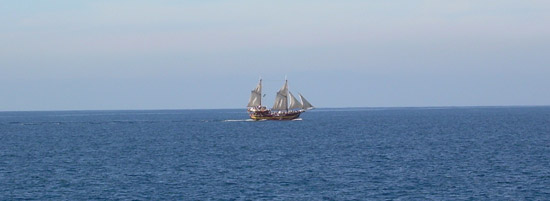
xmin=247 ymin=78 xmax=314 ymax=120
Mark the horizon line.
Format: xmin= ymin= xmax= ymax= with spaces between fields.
xmin=1 ymin=104 xmax=549 ymax=113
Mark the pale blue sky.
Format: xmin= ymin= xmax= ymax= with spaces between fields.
xmin=1 ymin=1 xmax=549 ymax=111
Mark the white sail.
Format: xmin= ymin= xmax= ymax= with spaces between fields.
xmin=288 ymin=92 xmax=302 ymax=110
xmin=299 ymin=93 xmax=314 ymax=110
xmin=272 ymin=80 xmax=288 ymax=110
xmin=247 ymin=79 xmax=262 ymax=107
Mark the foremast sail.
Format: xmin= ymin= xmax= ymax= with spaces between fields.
xmin=288 ymin=92 xmax=302 ymax=110
xmin=247 ymin=79 xmax=262 ymax=107
xmin=271 ymin=80 xmax=314 ymax=111
xmin=272 ymin=80 xmax=288 ymax=111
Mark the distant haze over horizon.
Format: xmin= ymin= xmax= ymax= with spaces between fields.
xmin=2 ymin=105 xmax=550 ymax=113
xmin=1 ymin=1 xmax=549 ymax=111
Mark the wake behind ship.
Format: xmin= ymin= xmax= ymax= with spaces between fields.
xmin=247 ymin=79 xmax=314 ymax=120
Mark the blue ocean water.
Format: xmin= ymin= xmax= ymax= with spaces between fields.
xmin=1 ymin=107 xmax=549 ymax=200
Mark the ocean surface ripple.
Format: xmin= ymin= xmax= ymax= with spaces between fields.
xmin=1 ymin=107 xmax=549 ymax=200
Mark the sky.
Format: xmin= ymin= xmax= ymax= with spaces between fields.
xmin=1 ymin=0 xmax=549 ymax=111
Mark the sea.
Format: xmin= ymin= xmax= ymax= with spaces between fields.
xmin=1 ymin=107 xmax=549 ymax=200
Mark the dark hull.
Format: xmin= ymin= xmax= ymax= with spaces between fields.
xmin=249 ymin=111 xmax=302 ymax=120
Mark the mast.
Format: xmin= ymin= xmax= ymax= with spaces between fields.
xmin=285 ymin=79 xmax=288 ymax=112
xmin=284 ymin=75 xmax=288 ymax=112
xmin=285 ymin=76 xmax=288 ymax=112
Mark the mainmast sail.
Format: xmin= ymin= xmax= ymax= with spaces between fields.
xmin=247 ymin=79 xmax=262 ymax=107
xmin=288 ymin=92 xmax=302 ymax=110
xmin=299 ymin=93 xmax=314 ymax=110
xmin=272 ymin=80 xmax=288 ymax=111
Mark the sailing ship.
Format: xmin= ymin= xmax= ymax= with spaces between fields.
xmin=247 ymin=78 xmax=314 ymax=120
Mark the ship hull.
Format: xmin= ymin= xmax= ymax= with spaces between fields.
xmin=249 ymin=111 xmax=302 ymax=120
